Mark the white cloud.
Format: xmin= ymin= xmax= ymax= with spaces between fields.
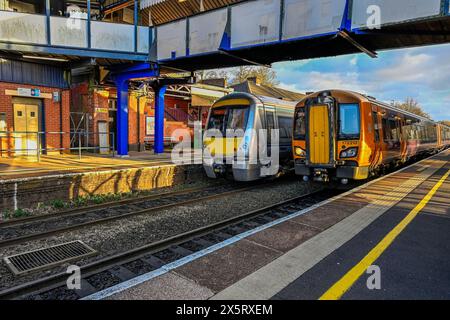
xmin=273 ymin=45 xmax=450 ymax=120
xmin=376 ymin=53 xmax=431 ymax=82
xmin=278 ymin=70 xmax=376 ymax=94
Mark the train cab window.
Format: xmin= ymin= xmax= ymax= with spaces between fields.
xmin=226 ymin=108 xmax=249 ymax=131
xmin=207 ymin=106 xmax=249 ymax=134
xmin=338 ymin=104 xmax=360 ymax=140
xmin=293 ymin=108 xmax=306 ymax=140
xmin=207 ymin=108 xmax=226 ymax=131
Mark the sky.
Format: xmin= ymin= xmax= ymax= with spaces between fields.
xmin=273 ymin=43 xmax=450 ymax=121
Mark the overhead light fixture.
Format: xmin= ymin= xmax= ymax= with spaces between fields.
xmin=22 ymin=55 xmax=69 ymax=62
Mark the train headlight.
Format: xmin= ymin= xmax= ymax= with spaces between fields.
xmin=295 ymin=147 xmax=306 ymax=157
xmin=340 ymin=147 xmax=358 ymax=158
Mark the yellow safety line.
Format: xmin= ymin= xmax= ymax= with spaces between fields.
xmin=319 ymin=168 xmax=450 ymax=300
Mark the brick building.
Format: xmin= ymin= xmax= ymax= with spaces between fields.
xmin=70 ymin=79 xmax=232 ymax=153
xmin=0 ymin=59 xmax=70 ymax=158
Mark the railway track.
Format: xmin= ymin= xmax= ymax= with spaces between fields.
xmin=0 ymin=181 xmax=276 ymax=249
xmin=0 ymin=187 xmax=344 ymax=300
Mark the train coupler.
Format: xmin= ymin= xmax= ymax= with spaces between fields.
xmin=313 ymin=169 xmax=329 ymax=182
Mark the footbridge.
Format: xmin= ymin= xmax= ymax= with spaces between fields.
xmin=0 ymin=0 xmax=449 ymax=156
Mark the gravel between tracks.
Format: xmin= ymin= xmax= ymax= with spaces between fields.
xmin=0 ymin=176 xmax=319 ymax=291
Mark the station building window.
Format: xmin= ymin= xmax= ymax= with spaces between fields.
xmin=0 ymin=113 xmax=6 ymax=131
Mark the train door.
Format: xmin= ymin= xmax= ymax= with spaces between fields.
xmin=371 ymin=108 xmax=382 ymax=167
xmin=308 ymin=105 xmax=331 ymax=165
xmin=13 ymin=104 xmax=39 ymax=156
xmin=265 ymin=107 xmax=276 ymax=157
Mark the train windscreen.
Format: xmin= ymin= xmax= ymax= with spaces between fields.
xmin=338 ymin=104 xmax=360 ymax=140
xmin=207 ymin=106 xmax=249 ymax=134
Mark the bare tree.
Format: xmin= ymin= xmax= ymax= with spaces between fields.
xmin=230 ymin=66 xmax=279 ymax=86
xmin=195 ymin=66 xmax=279 ymax=87
xmin=196 ymin=69 xmax=230 ymax=81
xmin=394 ymin=98 xmax=431 ymax=119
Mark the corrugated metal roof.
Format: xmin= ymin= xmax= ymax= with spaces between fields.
xmin=0 ymin=59 xmax=68 ymax=88
xmin=141 ymin=0 xmax=242 ymax=26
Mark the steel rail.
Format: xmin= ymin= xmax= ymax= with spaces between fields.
xmin=0 ymin=182 xmax=276 ymax=249
xmin=0 ymin=189 xmax=329 ymax=300
xmin=0 ymin=183 xmax=225 ymax=228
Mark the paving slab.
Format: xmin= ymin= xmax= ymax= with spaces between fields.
xmin=175 ymin=239 xmax=281 ymax=293
xmin=246 ymin=220 xmax=320 ymax=253
xmin=107 ymin=272 xmax=214 ymax=300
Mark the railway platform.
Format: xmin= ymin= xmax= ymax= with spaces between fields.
xmin=0 ymin=151 xmax=204 ymax=212
xmin=88 ymin=149 xmax=449 ymax=300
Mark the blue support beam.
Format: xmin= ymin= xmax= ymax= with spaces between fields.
xmin=340 ymin=0 xmax=352 ymax=31
xmin=45 ymin=0 xmax=51 ymax=45
xmin=154 ymin=86 xmax=167 ymax=154
xmin=134 ymin=0 xmax=139 ymax=52
xmin=116 ymin=77 xmax=129 ymax=156
xmin=111 ymin=63 xmax=159 ymax=156
xmin=87 ymin=0 xmax=92 ymax=48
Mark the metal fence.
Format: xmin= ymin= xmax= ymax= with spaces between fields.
xmin=0 ymin=131 xmax=115 ymax=162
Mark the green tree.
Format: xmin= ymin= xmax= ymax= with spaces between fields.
xmin=394 ymin=98 xmax=430 ymax=119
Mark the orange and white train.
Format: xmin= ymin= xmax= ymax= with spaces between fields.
xmin=292 ymin=90 xmax=450 ymax=183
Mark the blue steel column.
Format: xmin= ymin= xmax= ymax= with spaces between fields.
xmin=116 ymin=78 xmax=129 ymax=156
xmin=154 ymin=86 xmax=167 ymax=154
xmin=87 ymin=0 xmax=92 ymax=48
xmin=45 ymin=0 xmax=51 ymax=45
xmin=134 ymin=0 xmax=139 ymax=52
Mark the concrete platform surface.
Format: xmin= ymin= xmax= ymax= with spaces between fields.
xmin=91 ymin=150 xmax=449 ymax=300
xmin=0 ymin=151 xmax=182 ymax=181
xmin=0 ymin=151 xmax=204 ymax=211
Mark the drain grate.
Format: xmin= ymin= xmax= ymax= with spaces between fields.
xmin=3 ymin=240 xmax=96 ymax=276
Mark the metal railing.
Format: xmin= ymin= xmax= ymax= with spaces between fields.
xmin=0 ymin=131 xmax=115 ymax=162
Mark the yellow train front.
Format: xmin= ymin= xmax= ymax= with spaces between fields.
xmin=203 ymin=92 xmax=296 ymax=181
xmin=293 ymin=90 xmax=450 ymax=184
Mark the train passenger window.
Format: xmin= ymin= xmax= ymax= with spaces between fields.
xmin=266 ymin=111 xmax=275 ymax=145
xmin=388 ymin=119 xmax=399 ymax=142
xmin=278 ymin=116 xmax=293 ymax=138
xmin=338 ymin=104 xmax=360 ymax=140
xmin=372 ymin=111 xmax=380 ymax=142
xmin=293 ymin=109 xmax=306 ymax=139
xmin=382 ymin=118 xmax=390 ymax=141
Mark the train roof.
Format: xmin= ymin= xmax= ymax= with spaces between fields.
xmin=213 ymin=92 xmax=298 ymax=108
xmin=254 ymin=95 xmax=298 ymax=108
xmin=300 ymin=89 xmax=441 ymax=125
